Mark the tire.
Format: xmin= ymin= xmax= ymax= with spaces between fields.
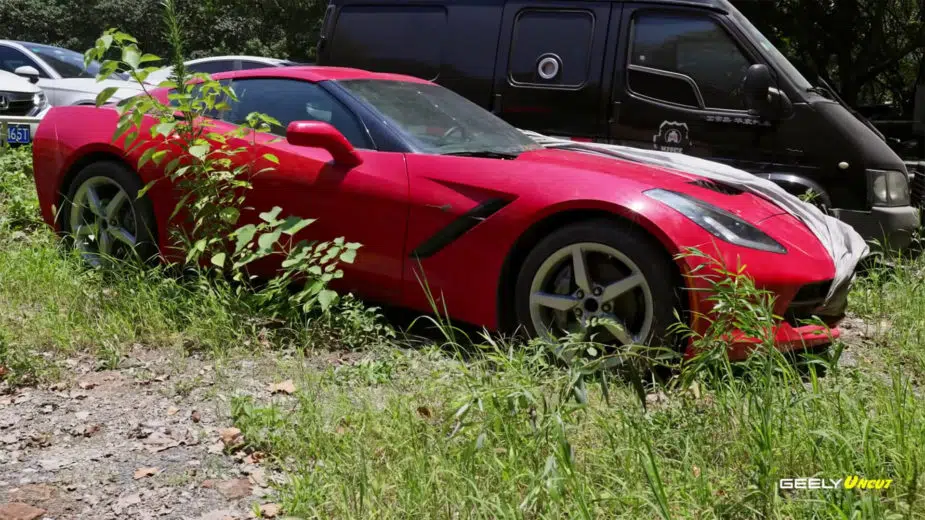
xmin=58 ymin=161 xmax=159 ymax=265
xmin=514 ymin=219 xmax=682 ymax=350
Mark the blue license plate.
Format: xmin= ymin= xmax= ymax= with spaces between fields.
xmin=6 ymin=124 xmax=31 ymax=145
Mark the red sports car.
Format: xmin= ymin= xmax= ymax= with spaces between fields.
xmin=32 ymin=66 xmax=845 ymax=359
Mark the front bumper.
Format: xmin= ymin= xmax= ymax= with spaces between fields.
xmin=833 ymin=205 xmax=920 ymax=249
xmin=722 ymin=323 xmax=839 ymax=361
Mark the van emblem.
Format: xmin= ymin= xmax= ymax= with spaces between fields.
xmin=0 ymin=95 xmax=8 ymax=111
xmin=653 ymin=121 xmax=689 ymax=153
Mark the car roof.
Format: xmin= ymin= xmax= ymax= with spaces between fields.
xmin=186 ymin=55 xmax=285 ymax=65
xmin=212 ymin=66 xmax=432 ymax=84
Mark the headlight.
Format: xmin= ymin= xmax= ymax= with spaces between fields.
xmin=32 ymin=91 xmax=47 ymax=110
xmin=645 ymin=189 xmax=787 ymax=254
xmin=868 ymin=169 xmax=910 ymax=206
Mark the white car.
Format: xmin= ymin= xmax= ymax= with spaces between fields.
xmin=0 ymin=40 xmax=143 ymax=106
xmin=0 ymin=69 xmax=50 ymax=145
xmin=145 ymin=55 xmax=302 ymax=85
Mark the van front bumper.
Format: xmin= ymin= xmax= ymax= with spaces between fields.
xmin=833 ymin=206 xmax=920 ymax=249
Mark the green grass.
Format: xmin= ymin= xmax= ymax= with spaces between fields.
xmin=2 ymin=146 xmax=925 ymax=518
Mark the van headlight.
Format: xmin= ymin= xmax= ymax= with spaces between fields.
xmin=645 ymin=189 xmax=787 ymax=254
xmin=868 ymin=169 xmax=910 ymax=206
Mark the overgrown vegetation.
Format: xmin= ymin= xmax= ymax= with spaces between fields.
xmin=1 ymin=2 xmax=924 ymax=517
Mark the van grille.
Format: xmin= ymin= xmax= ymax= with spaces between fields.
xmin=0 ymin=90 xmax=35 ymax=117
xmin=910 ymin=166 xmax=925 ymax=209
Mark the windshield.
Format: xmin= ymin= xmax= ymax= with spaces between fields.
xmin=338 ymin=79 xmax=540 ymax=156
xmin=25 ymin=43 xmax=127 ymax=80
xmin=723 ymin=2 xmax=813 ymax=91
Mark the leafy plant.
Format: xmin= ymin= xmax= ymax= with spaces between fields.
xmin=83 ymin=0 xmax=360 ymax=318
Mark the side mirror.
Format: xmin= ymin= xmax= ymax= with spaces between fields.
xmin=743 ymin=64 xmax=772 ymax=112
xmin=743 ymin=64 xmax=793 ymax=121
xmin=286 ymin=121 xmax=363 ymax=168
xmin=14 ymin=65 xmax=40 ymax=84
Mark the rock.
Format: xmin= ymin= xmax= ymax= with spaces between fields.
xmin=246 ymin=468 xmax=267 ymax=487
xmin=167 ymin=406 xmax=180 ymax=416
xmin=0 ymin=502 xmax=46 ymax=520
xmin=259 ymin=503 xmax=282 ymax=518
xmin=214 ymin=479 xmax=251 ymax=500
xmin=190 ymin=410 xmax=201 ymax=423
xmin=198 ymin=509 xmax=237 ymax=520
xmin=133 ymin=467 xmax=160 ymax=480
xmin=38 ymin=457 xmax=72 ymax=471
xmin=74 ymin=411 xmax=91 ymax=421
xmin=142 ymin=431 xmax=180 ymax=453
xmin=7 ymin=484 xmax=55 ymax=502
xmin=219 ymin=428 xmax=242 ymax=449
xmin=112 ymin=493 xmax=142 ymax=515
xmin=268 ymin=380 xmax=296 ymax=395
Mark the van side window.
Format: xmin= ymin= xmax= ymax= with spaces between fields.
xmin=628 ymin=12 xmax=752 ymax=110
xmin=328 ymin=5 xmax=447 ymax=81
xmin=509 ymin=9 xmax=594 ymax=87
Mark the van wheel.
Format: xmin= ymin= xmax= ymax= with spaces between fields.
xmin=59 ymin=161 xmax=159 ymax=266
xmin=514 ymin=220 xmax=680 ymax=358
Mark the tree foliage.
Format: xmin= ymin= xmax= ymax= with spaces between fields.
xmin=0 ymin=0 xmax=326 ymax=62
xmin=738 ymin=0 xmax=925 ymax=113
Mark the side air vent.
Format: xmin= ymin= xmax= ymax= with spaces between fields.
xmin=688 ymin=179 xmax=743 ymax=195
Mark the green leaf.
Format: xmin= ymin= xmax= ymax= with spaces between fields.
xmin=153 ymin=121 xmax=177 ymax=138
xmin=211 ymin=252 xmax=226 ymax=268
xmin=95 ymin=87 xmax=119 ymax=107
xmin=219 ymin=207 xmax=240 ymax=224
xmin=279 ymin=216 xmax=314 ymax=236
xmin=257 ymin=229 xmax=283 ymax=252
xmin=137 ymin=147 xmax=158 ymax=169
xmin=137 ymin=179 xmax=158 ymax=198
xmin=339 ymin=249 xmax=357 ymax=264
xmin=121 ymin=46 xmax=142 ymax=70
xmin=188 ymin=144 xmax=209 ymax=160
xmin=263 ymin=153 xmax=279 ymax=164
xmin=258 ymin=206 xmax=283 ymax=224
xmin=318 ymin=290 xmax=338 ymax=312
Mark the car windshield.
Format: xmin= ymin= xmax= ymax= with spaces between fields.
xmin=25 ymin=43 xmax=127 ymax=80
xmin=338 ymin=79 xmax=540 ymax=156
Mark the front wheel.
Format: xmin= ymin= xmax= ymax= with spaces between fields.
xmin=58 ymin=161 xmax=159 ymax=266
xmin=514 ymin=220 xmax=681 ymax=352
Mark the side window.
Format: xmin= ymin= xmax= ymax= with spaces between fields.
xmin=223 ymin=78 xmax=371 ymax=149
xmin=187 ymin=60 xmax=235 ymax=75
xmin=328 ymin=5 xmax=447 ymax=80
xmin=238 ymin=60 xmax=273 ymax=70
xmin=628 ymin=12 xmax=752 ymax=110
xmin=0 ymin=46 xmax=46 ymax=77
xmin=509 ymin=9 xmax=594 ymax=88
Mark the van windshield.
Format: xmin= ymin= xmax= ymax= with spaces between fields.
xmin=723 ymin=2 xmax=813 ymax=92
xmin=338 ymin=79 xmax=541 ymax=157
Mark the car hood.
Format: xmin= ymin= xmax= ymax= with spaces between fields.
xmin=45 ymin=78 xmax=144 ymax=99
xmin=0 ymin=70 xmax=41 ymax=93
xmin=516 ymin=147 xmax=789 ymax=223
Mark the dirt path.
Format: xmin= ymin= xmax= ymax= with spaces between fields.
xmin=0 ymin=347 xmax=289 ymax=520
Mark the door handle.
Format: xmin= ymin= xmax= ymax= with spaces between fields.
xmin=426 ymin=203 xmax=453 ymax=212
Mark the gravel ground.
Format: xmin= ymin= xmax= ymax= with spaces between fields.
xmin=0 ymin=346 xmax=291 ymax=520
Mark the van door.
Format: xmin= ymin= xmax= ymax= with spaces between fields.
xmin=492 ymin=2 xmax=611 ymax=138
xmin=610 ymin=5 xmax=777 ymax=169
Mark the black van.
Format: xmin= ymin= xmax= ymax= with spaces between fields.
xmin=316 ymin=0 xmax=921 ymax=247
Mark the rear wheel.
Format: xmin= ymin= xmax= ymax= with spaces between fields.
xmin=514 ymin=220 xmax=681 ymax=355
xmin=59 ymin=161 xmax=158 ymax=266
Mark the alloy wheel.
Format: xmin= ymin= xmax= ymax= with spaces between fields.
xmin=528 ymin=242 xmax=655 ymax=346
xmin=69 ymin=176 xmax=140 ymax=266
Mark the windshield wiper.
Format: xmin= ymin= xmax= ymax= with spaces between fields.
xmin=442 ymin=150 xmax=520 ymax=159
